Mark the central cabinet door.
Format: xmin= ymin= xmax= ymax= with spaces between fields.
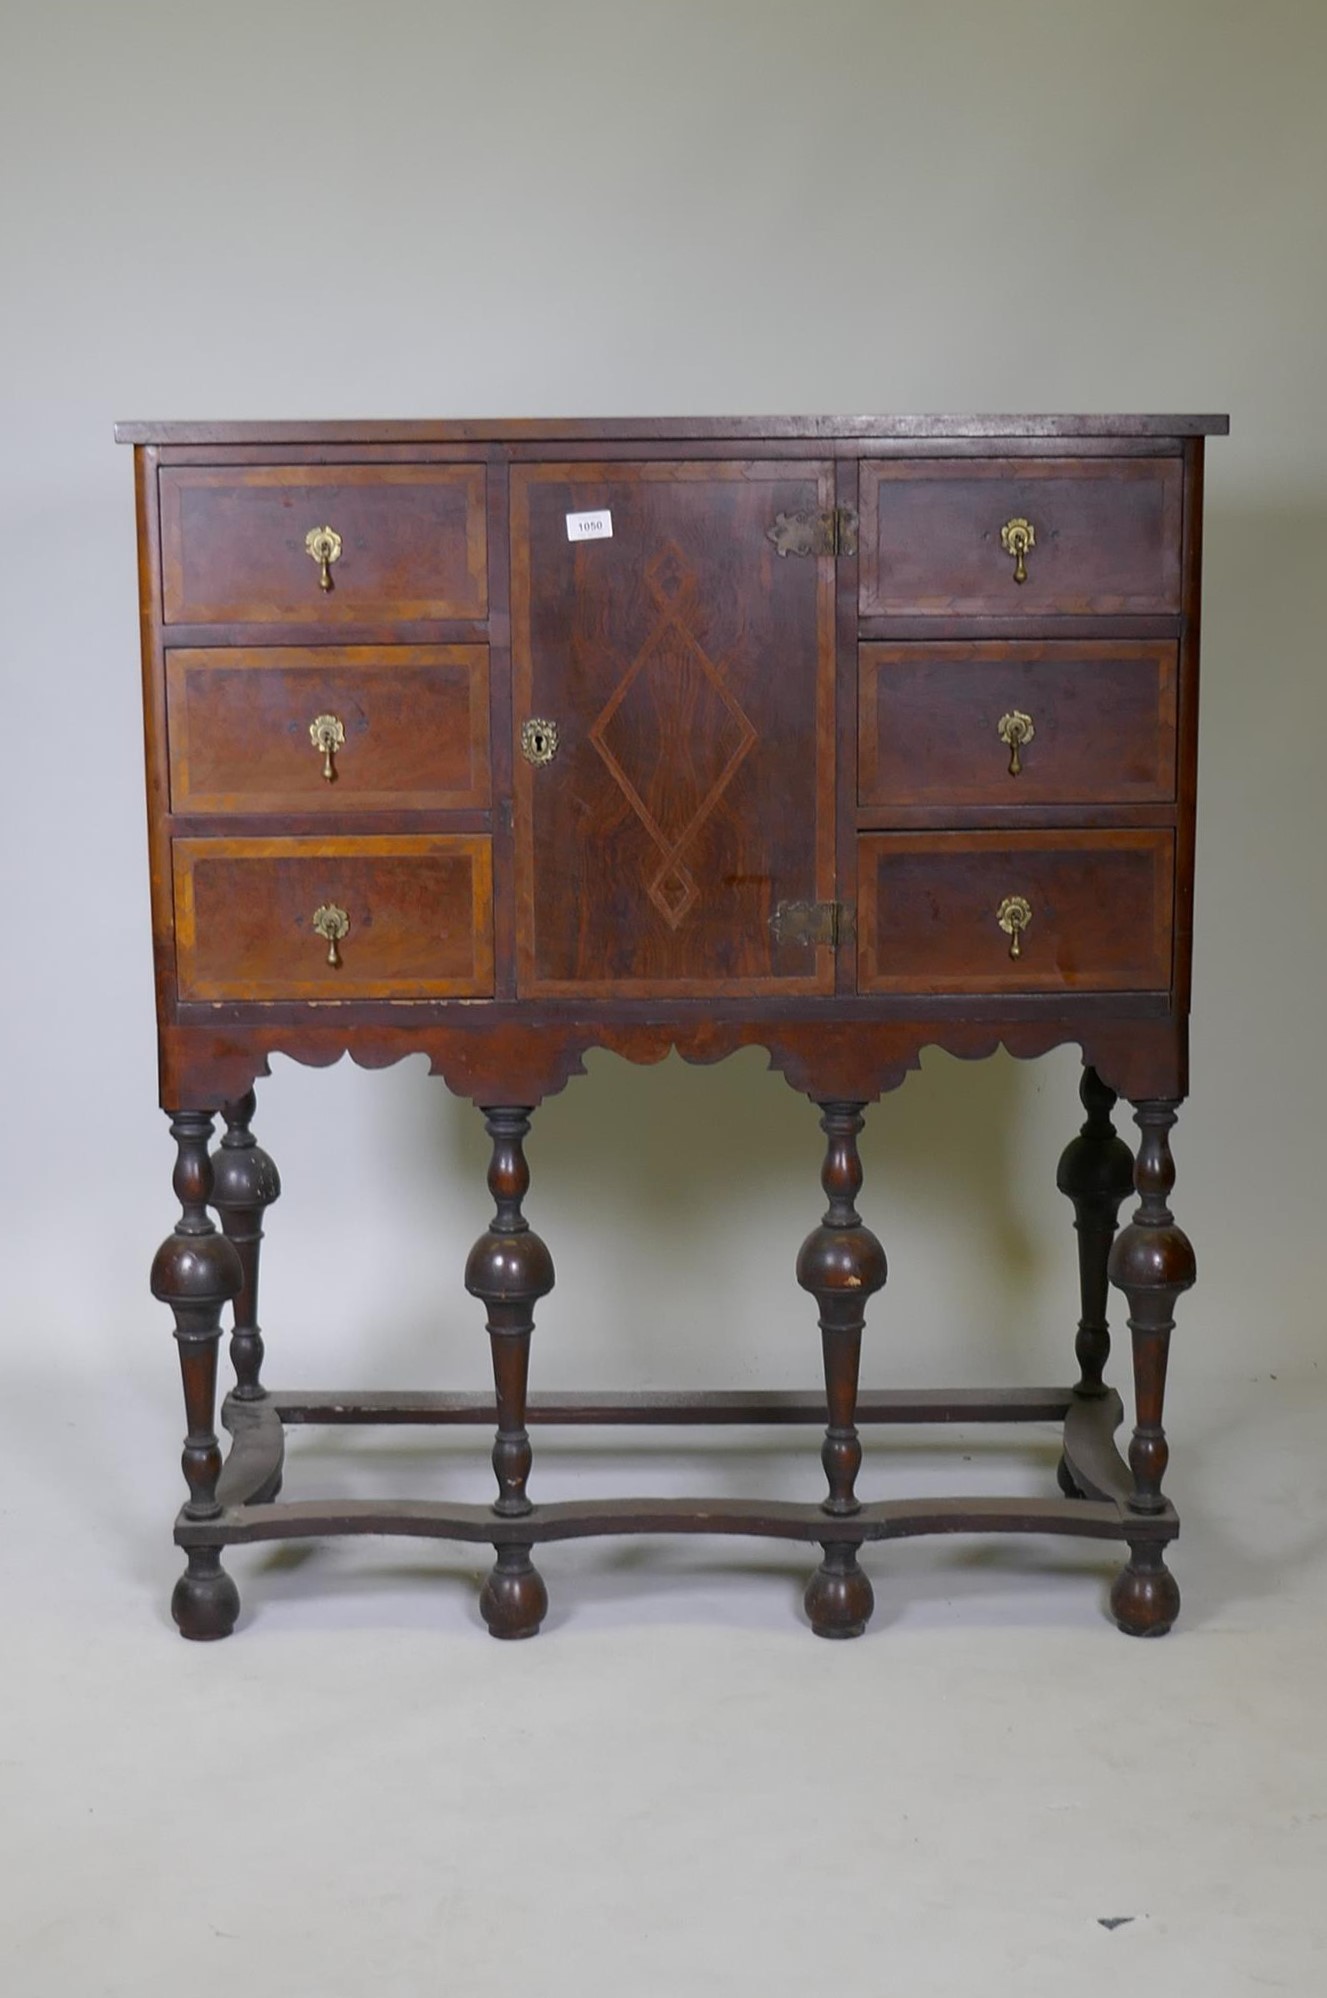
xmin=511 ymin=462 xmax=837 ymax=996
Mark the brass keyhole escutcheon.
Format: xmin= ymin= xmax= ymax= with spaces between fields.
xmin=309 ymin=712 xmax=346 ymax=782
xmin=996 ymin=894 xmax=1032 ymax=961
xmin=1000 ymin=516 xmax=1035 ymax=585
xmin=304 ymin=524 xmax=342 ymax=591
xmin=312 ymin=902 xmax=350 ymax=968
xmin=997 ymin=709 xmax=1035 ymax=776
xmin=520 ymin=717 xmax=559 ymax=766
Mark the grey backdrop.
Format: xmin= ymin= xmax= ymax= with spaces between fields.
xmin=2 ymin=0 xmax=1324 ymax=1426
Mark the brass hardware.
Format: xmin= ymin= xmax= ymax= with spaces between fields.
xmin=1000 ymin=516 xmax=1035 ymax=585
xmin=309 ymin=712 xmax=346 ymax=782
xmin=312 ymin=902 xmax=350 ymax=967
xmin=770 ymin=900 xmax=854 ymax=949
xmin=996 ymin=894 xmax=1033 ymax=960
xmin=520 ymin=717 xmax=559 ymax=766
xmin=304 ymin=524 xmax=342 ymax=591
xmin=767 ymin=506 xmax=858 ymax=559
xmin=997 ymin=709 xmax=1035 ymax=776
xmin=769 ymin=510 xmax=827 ymax=558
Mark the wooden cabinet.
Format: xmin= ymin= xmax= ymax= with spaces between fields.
xmin=120 ymin=412 xmax=1226 ymax=1645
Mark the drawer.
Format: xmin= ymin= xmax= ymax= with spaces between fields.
xmin=858 ymin=458 xmax=1182 ymax=616
xmin=166 ymin=645 xmax=490 ymax=814
xmin=160 ymin=465 xmax=488 ymax=624
xmin=858 ymin=640 xmax=1177 ymax=809
xmin=857 ymin=830 xmax=1174 ymax=994
xmin=173 ymin=835 xmax=493 ymax=1000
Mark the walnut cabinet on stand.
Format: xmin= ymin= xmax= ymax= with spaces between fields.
xmin=117 ymin=413 xmax=1226 ymax=1641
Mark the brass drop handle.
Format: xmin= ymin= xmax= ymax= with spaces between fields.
xmin=312 ymin=902 xmax=350 ymax=968
xmin=1000 ymin=516 xmax=1035 ymax=585
xmin=304 ymin=524 xmax=342 ymax=591
xmin=309 ymin=712 xmax=346 ymax=782
xmin=996 ymin=894 xmax=1032 ymax=960
xmin=997 ymin=710 xmax=1035 ymax=776
xmin=520 ymin=717 xmax=559 ymax=766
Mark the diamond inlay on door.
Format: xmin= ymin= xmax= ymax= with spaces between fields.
xmin=511 ymin=459 xmax=837 ymax=996
xmin=588 ymin=542 xmax=758 ymax=929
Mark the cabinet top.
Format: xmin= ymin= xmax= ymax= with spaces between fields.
xmin=114 ymin=413 xmax=1230 ymax=446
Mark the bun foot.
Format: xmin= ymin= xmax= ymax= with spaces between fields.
xmin=172 ymin=1549 xmax=240 ymax=1641
xmin=480 ymin=1545 xmax=548 ymax=1640
xmin=805 ymin=1542 xmax=873 ymax=1639
xmin=1110 ymin=1542 xmax=1180 ymax=1637
xmin=1057 ymin=1453 xmax=1086 ymax=1500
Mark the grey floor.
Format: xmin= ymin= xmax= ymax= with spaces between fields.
xmin=2 ymin=1362 xmax=1324 ymax=1996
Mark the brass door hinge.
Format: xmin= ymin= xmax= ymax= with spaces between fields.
xmin=770 ymin=900 xmax=855 ymax=949
xmin=766 ymin=505 xmax=858 ymax=559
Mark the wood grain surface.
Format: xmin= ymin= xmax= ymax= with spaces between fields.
xmin=859 ymin=457 xmax=1183 ymax=616
xmin=857 ymin=829 xmax=1175 ymax=994
xmin=858 ymin=639 xmax=1177 ymax=810
xmin=166 ymin=645 xmax=490 ymax=813
xmin=173 ymin=834 xmax=493 ymax=1000
xmin=510 ymin=460 xmax=837 ymax=996
xmin=160 ymin=464 xmax=487 ymax=623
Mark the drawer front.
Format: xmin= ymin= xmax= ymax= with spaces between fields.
xmin=174 ymin=835 xmax=493 ymax=1000
xmin=859 ymin=640 xmax=1177 ymax=809
xmin=859 ymin=458 xmax=1182 ymax=616
xmin=167 ymin=645 xmax=490 ymax=813
xmin=160 ymin=465 xmax=488 ymax=624
xmin=857 ymin=831 xmax=1174 ymax=994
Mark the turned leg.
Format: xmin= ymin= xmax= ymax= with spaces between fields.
xmin=151 ymin=1110 xmax=244 ymax=1640
xmin=1057 ymin=1067 xmax=1135 ymax=1399
xmin=796 ymin=1102 xmax=887 ymax=1639
xmin=210 ymin=1090 xmax=281 ymax=1403
xmin=1106 ymin=1100 xmax=1195 ymax=1637
xmin=465 ymin=1106 xmax=554 ymax=1639
xmin=1055 ymin=1065 xmax=1135 ymax=1496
